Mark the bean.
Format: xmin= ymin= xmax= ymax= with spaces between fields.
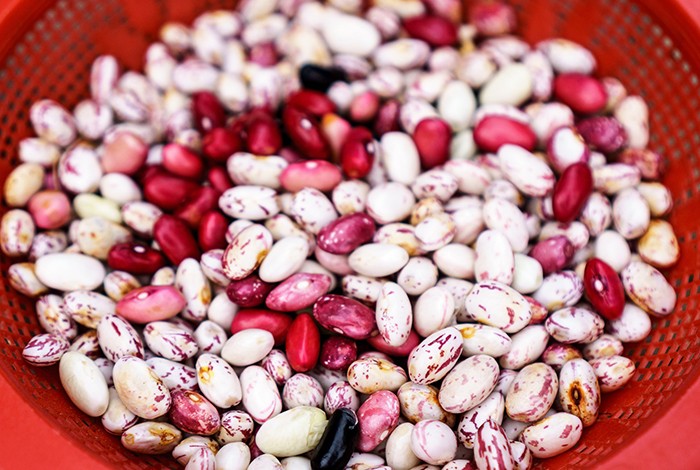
xmin=219 ymin=410 xmax=255 ymax=445
xmin=621 ymin=261 xmax=676 ymax=316
xmin=196 ymin=353 xmax=242 ymax=409
xmin=499 ymin=325 xmax=549 ymax=370
xmin=59 ymin=351 xmax=109 ymax=417
xmin=356 ymin=390 xmax=400 ymax=452
xmin=439 ymin=355 xmax=499 ymax=414
xmin=473 ymin=419 xmax=514 ymax=470
xmin=558 ymin=359 xmax=600 ymax=426
xmin=588 ymin=355 xmax=636 ymax=392
xmin=216 ymin=443 xmax=251 ymax=470
xmin=542 ymin=343 xmax=583 ymax=371
xmin=456 ymin=391 xmax=505 ymax=449
xmin=286 ymin=313 xmax=321 ymax=373
xmin=256 ymin=407 xmax=328 ymax=457
xmin=521 ymin=412 xmax=582 ymax=458
xmin=309 ymin=408 xmax=359 ymax=470
xmin=113 ymin=356 xmax=171 ymax=419
xmin=324 ymin=381 xmax=360 ymax=415
xmin=240 ymin=365 xmax=282 ymax=424
xmin=172 ymin=437 xmax=219 ymax=467
xmin=222 ymin=329 xmax=275 ymax=367
xmin=410 ymin=420 xmax=457 ymax=466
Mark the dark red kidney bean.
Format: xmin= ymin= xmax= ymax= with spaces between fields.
xmin=226 ymin=275 xmax=275 ymax=308
xmin=174 ymin=186 xmax=220 ymax=228
xmin=340 ymin=127 xmax=376 ymax=179
xmin=310 ymin=408 xmax=359 ymax=470
xmin=576 ymin=116 xmax=628 ymax=154
xmin=249 ymin=42 xmax=278 ymax=66
xmin=162 ymin=143 xmax=204 ymax=180
xmin=285 ymin=313 xmax=321 ymax=373
xmin=553 ymin=73 xmax=607 ymax=115
xmin=617 ymin=148 xmax=667 ymax=180
xmin=229 ymin=309 xmax=294 ymax=346
xmin=143 ymin=169 xmax=200 ymax=210
xmin=207 ymin=166 xmax=234 ymax=193
xmin=153 ymin=215 xmax=201 ymax=265
xmin=373 ymin=99 xmax=400 ymax=137
xmin=283 ymin=106 xmax=331 ymax=160
xmin=413 ymin=117 xmax=452 ymax=169
xmin=403 ymin=15 xmax=458 ymax=46
xmin=317 ymin=213 xmax=376 ymax=254
xmin=192 ymin=91 xmax=227 ymax=132
xmin=313 ymin=295 xmax=377 ymax=340
xmin=299 ymin=64 xmax=348 ymax=92
xmin=246 ymin=113 xmax=282 ymax=156
xmin=473 ymin=115 xmax=537 ymax=153
xmin=107 ymin=242 xmax=166 ymax=275
xmin=198 ymin=211 xmax=228 ymax=252
xmin=287 ymin=89 xmax=337 ymax=117
xmin=552 ymin=162 xmax=594 ymax=223
xmin=202 ymin=127 xmax=243 ymax=162
xmin=367 ymin=329 xmax=421 ymax=357
xmin=529 ymin=235 xmax=574 ymax=275
xmin=320 ymin=336 xmax=358 ymax=371
xmin=584 ymin=258 xmax=626 ymax=320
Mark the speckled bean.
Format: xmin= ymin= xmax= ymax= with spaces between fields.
xmin=347 ymin=357 xmax=407 ymax=394
xmin=240 ymin=365 xmax=282 ymax=424
xmin=588 ymin=355 xmax=636 ymax=392
xmin=59 ymin=351 xmax=110 ymax=417
xmin=621 ymin=261 xmax=676 ymax=316
xmin=474 ymin=419 xmax=514 ymax=470
xmin=439 ymin=355 xmax=499 ymax=414
xmin=505 ymin=363 xmax=558 ymax=423
xmin=356 ymin=390 xmax=400 ymax=452
xmin=532 ymin=271 xmax=583 ymax=311
xmin=147 ymin=357 xmax=198 ymax=392
xmin=222 ymin=224 xmax=273 ymax=280
xmin=465 ymin=281 xmax=531 ymax=333
xmin=218 ymin=410 xmax=255 ymax=444
xmin=521 ymin=412 xmax=583 ymax=458
xmin=455 ymin=324 xmax=511 ymax=359
xmin=324 ymin=380 xmax=360 ymax=415
xmin=410 ymin=419 xmax=457 ymax=466
xmin=545 ymin=307 xmax=604 ymax=344
xmin=457 ymin=391 xmax=505 ymax=449
xmin=113 ymin=356 xmax=171 ymax=419
xmin=558 ymin=358 xmax=600 ymax=426
xmin=499 ymin=325 xmax=549 ymax=370
xmin=121 ymin=421 xmax=182 ymax=455
xmin=408 ymin=327 xmax=462 ymax=385
xmin=96 ymin=315 xmax=144 ymax=362
xmin=397 ymin=382 xmax=455 ymax=426
xmin=282 ymin=373 xmax=324 ymax=409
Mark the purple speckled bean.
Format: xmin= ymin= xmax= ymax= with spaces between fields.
xmin=558 ymin=358 xmax=600 ymax=427
xmin=464 ymin=281 xmax=531 ymax=333
xmin=240 ymin=365 xmax=282 ymax=424
xmin=347 ymin=357 xmax=408 ymax=394
xmin=218 ymin=410 xmax=255 ymax=444
xmin=521 ymin=412 xmax=583 ymax=458
xmin=313 ymin=294 xmax=378 ymax=340
xmin=410 ymin=419 xmax=457 ymax=465
xmin=542 ymin=343 xmax=583 ymax=371
xmin=376 ymin=281 xmax=412 ymax=347
xmin=96 ymin=315 xmax=145 ymax=362
xmin=144 ymin=321 xmax=199 ymax=361
xmin=170 ymin=390 xmax=220 ymax=436
xmin=22 ymin=333 xmax=70 ymax=367
xmin=324 ymin=380 xmax=360 ymax=415
xmin=36 ymin=294 xmax=77 ymax=339
xmin=282 ymin=373 xmax=324 ymax=409
xmin=457 ymin=391 xmax=505 ymax=449
xmin=261 ymin=349 xmax=293 ymax=385
xmin=265 ymin=273 xmax=331 ymax=311
xmin=408 ymin=327 xmax=463 ymax=385
xmin=222 ymin=224 xmax=273 ymax=281
xmin=588 ymin=355 xmax=636 ymax=392
xmin=499 ymin=325 xmax=549 ymax=370
xmin=582 ymin=334 xmax=623 ymax=360
xmin=316 ymin=213 xmax=376 ymax=254
xmin=505 ymin=363 xmax=558 ymax=423
xmin=455 ymin=323 xmax=512 ymax=359
xmin=532 ymin=271 xmax=583 ymax=312
xmin=147 ymin=357 xmax=198 ymax=392
xmin=357 ymin=390 xmax=400 ymax=452
xmin=474 ymin=419 xmax=514 ymax=470
xmin=398 ymin=382 xmax=455 ymax=426
xmin=113 ymin=356 xmax=171 ymax=419
xmin=545 ymin=307 xmax=604 ymax=344
xmin=438 ymin=354 xmax=499 ymax=414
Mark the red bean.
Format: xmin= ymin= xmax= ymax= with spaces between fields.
xmin=287 ymin=90 xmax=337 ymax=117
xmin=107 ymin=242 xmax=166 ymax=275
xmin=340 ymin=127 xmax=376 ymax=179
xmin=367 ymin=329 xmax=421 ymax=357
xmin=473 ymin=115 xmax=536 ymax=153
xmin=246 ymin=113 xmax=282 ymax=156
xmin=279 ymin=160 xmax=343 ymax=193
xmin=174 ymin=186 xmax=221 ymax=228
xmin=618 ymin=148 xmax=667 ymax=180
xmin=265 ymin=273 xmax=332 ymax=312
xmin=207 ymin=166 xmax=233 ymax=193
xmin=552 ymin=162 xmax=593 ymax=223
xmin=230 ymin=309 xmax=294 ymax=346
xmin=198 ymin=211 xmax=228 ymax=251
xmin=313 ymin=295 xmax=377 ymax=340
xmin=529 ymin=236 xmax=574 ymax=275
xmin=576 ymin=117 xmax=628 ymax=154
xmin=373 ymin=99 xmax=401 ymax=137
xmin=249 ymin=42 xmax=278 ymax=67
xmin=283 ymin=106 xmax=330 ymax=160
xmin=144 ymin=169 xmax=200 ymax=210
xmin=226 ymin=274 xmax=275 ymax=308
xmin=202 ymin=127 xmax=242 ymax=163
xmin=413 ymin=117 xmax=452 ymax=169
xmin=403 ymin=15 xmax=458 ymax=47
xmin=286 ymin=313 xmax=321 ymax=373
xmin=553 ymin=73 xmax=607 ymax=115
xmin=317 ymin=213 xmax=376 ymax=254
xmin=192 ymin=91 xmax=226 ymax=133
xmin=320 ymin=336 xmax=357 ymax=371
xmin=583 ymin=258 xmax=625 ymax=320
xmin=153 ymin=214 xmax=201 ymax=265
xmin=162 ymin=143 xmax=204 ymax=180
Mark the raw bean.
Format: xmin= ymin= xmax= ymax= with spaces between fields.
xmin=248 ymin=454 xmax=283 ymax=470
xmin=612 ymin=188 xmax=650 ymax=239
xmin=558 ymin=359 xmax=600 ymax=426
xmin=196 ymin=353 xmax=241 ymax=409
xmin=577 ymin=116 xmax=628 ymax=154
xmin=482 ymin=198 xmax=529 ymax=253
xmin=432 ymin=244 xmax=474 ymax=280
xmin=121 ymin=422 xmax=182 ymax=455
xmin=440 ymin=278 xmax=474 ymax=322
xmin=583 ymin=257 xmax=625 ymax=320
xmin=552 ymin=162 xmax=593 ymax=223
xmin=67 ymin=330 xmax=100 ymax=358
xmin=29 ymin=230 xmax=68 ymax=261
xmin=58 ymin=144 xmax=102 ymax=193
xmin=222 ymin=224 xmax=273 ymax=281
xmin=170 ymin=390 xmax=220 ymax=436
xmin=615 ymin=95 xmax=649 ymax=149
xmin=621 ymin=261 xmax=676 ymax=316
xmin=373 ymin=39 xmax=430 ymax=70
xmin=102 ymin=387 xmax=138 ymax=435
xmin=618 ymin=148 xmax=666 ymax=181
xmin=521 ymin=412 xmax=583 ymax=458
xmin=379 ymin=132 xmax=420 ymax=185
xmin=230 ymin=309 xmax=293 ymax=346
xmin=439 ymin=355 xmax=499 ymax=413
xmin=366 ymin=182 xmax=416 ymax=224
xmin=457 ymin=391 xmax=505 ymax=449
xmin=510 ymin=441 xmax=533 ymax=470
xmin=511 ymin=254 xmax=544 ymax=295
xmin=22 ymin=333 xmax=70 ymax=367
xmin=542 ymin=343 xmax=582 ymax=371
xmin=398 ymin=257 xmax=439 ymax=296
xmin=266 ymin=273 xmax=330 ymax=312
xmin=347 ymin=357 xmax=408 ymax=394
xmin=78 ymin=217 xmax=131 ymax=260
xmin=474 ymin=230 xmax=515 ymax=285
xmin=553 ymin=73 xmax=606 ymax=114
xmin=480 ymin=63 xmax=533 ymax=107
xmin=102 ymin=132 xmax=148 ymax=175
xmin=529 ymin=236 xmax=574 ymax=275
xmin=345 ymin=452 xmax=386 ymax=470
xmin=414 ymin=287 xmax=455 ymax=337
xmin=1 ymin=209 xmax=35 ymax=257
xmin=35 ymin=253 xmax=105 ymax=291
xmin=385 ymin=423 xmax=421 ymax=470
xmin=240 ymin=365 xmax=283 ymax=424
xmin=320 ymin=337 xmax=357 ymax=371
xmin=410 ymin=420 xmax=457 ymax=465
xmin=216 ymin=443 xmax=251 ymax=470
xmin=100 ymin=173 xmax=141 ymax=206
xmin=398 ymin=382 xmax=455 ymax=425
xmin=96 ymin=315 xmax=144 ymax=361
xmin=227 ymin=153 xmax=286 ymax=189
xmin=607 ymin=303 xmax=652 ymax=343
xmin=332 ymin=180 xmax=370 ymax=215
xmin=172 ymin=437 xmax=219 ymax=466
xmin=465 ymin=281 xmax=531 ymax=333
xmin=18 ymin=138 xmax=61 ymax=166
xmin=30 ymin=99 xmax=77 ymax=146
xmin=313 ymin=295 xmax=377 ymax=340
xmin=36 ymin=294 xmax=77 ymax=339
xmin=505 ymin=362 xmax=559 ymax=423
xmin=207 ymin=292 xmax=238 ymax=330
xmin=539 ymin=221 xmax=590 ymax=251
xmin=367 ymin=330 xmax=421 ymax=358
xmin=3 ymin=163 xmax=44 ymax=207
xmin=342 ymin=275 xmax=383 ymax=303
xmin=116 ymin=286 xmax=187 ymax=324
xmin=356 ymin=390 xmax=400 ymax=452
xmin=256 ymin=406 xmax=328 ymax=457
xmin=589 ymin=355 xmax=636 ymax=392
xmin=456 ymin=324 xmax=511 ymax=359
xmin=546 ymin=126 xmax=590 ymax=173
xmin=113 ymin=356 xmax=171 ymax=419
xmin=532 ymin=271 xmax=583 ymax=311
xmin=259 ymin=236 xmax=309 ymax=283
xmin=280 ymin=160 xmax=342 ymax=193
xmin=144 ymin=321 xmax=198 ymax=361
xmin=473 ymin=419 xmax=514 ymax=470
xmin=219 ymin=410 xmax=255 ymax=444
xmin=373 ymin=223 xmax=424 ymax=256
xmin=637 ymin=219 xmax=679 ymax=268
xmin=200 ymin=250 xmax=230 ymax=287
xmin=498 ymin=144 xmax=555 ymax=197
xmin=593 ymin=163 xmax=641 ymax=195
xmin=146 ymin=357 xmax=197 ymax=392
xmin=499 ymin=325 xmax=549 ymax=370
xmin=322 ymin=12 xmax=380 ymax=57
xmin=638 ymin=182 xmax=673 ymax=217
xmin=219 ymin=185 xmax=280 ymax=221
xmin=474 ymin=115 xmax=536 ymax=153
xmin=154 ymin=215 xmax=201 ymax=265
xmin=376 ymin=282 xmax=412 ymax=346
xmin=310 ymin=408 xmax=359 ymax=470
xmin=108 ymin=242 xmax=165 ymax=275
xmin=545 ymin=307 xmax=604 ymax=344
xmin=315 ymin=247 xmax=353 ymax=275
xmin=413 ymin=118 xmax=452 ymax=169
xmin=286 ymin=313 xmax=321 ymax=373
xmin=8 ymin=262 xmax=48 ymax=297
xmin=262 ymin=350 xmax=294 ymax=386
xmin=317 ymin=214 xmax=376 ymax=255
xmin=580 ymin=192 xmax=612 ymax=237
xmin=438 ymin=81 xmax=475 ymax=132
xmin=537 ymin=39 xmax=596 ymax=74
xmin=122 ymin=201 xmax=162 ymax=237
xmin=443 ymin=160 xmax=492 ymax=196
xmin=282 ymin=374 xmax=324 ymax=409
xmin=221 ymin=329 xmax=275 ymax=367
xmin=324 ymin=380 xmax=360 ymax=415
xmin=28 ymin=190 xmax=72 ymax=229
xmin=582 ymin=334 xmax=623 ymax=360
xmin=74 ymin=193 xmax=122 ymax=223
xmin=59 ymin=351 xmax=110 ymax=417
xmin=408 ymin=327 xmax=463 ymax=385
xmin=291 ymin=188 xmax=338 ymax=234
xmin=348 ymin=243 xmax=409 ymax=277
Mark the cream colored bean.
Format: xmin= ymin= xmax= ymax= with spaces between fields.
xmin=376 ymin=282 xmax=412 ymax=346
xmin=121 ymin=421 xmax=182 ymax=454
xmin=380 ymin=132 xmax=421 ymax=185
xmin=638 ymin=182 xmax=673 ymax=217
xmin=73 ymin=194 xmax=122 ymax=223
xmin=637 ymin=219 xmax=679 ymax=268
xmin=59 ymin=351 xmax=110 ymax=417
xmin=594 ymin=230 xmax=631 ymax=272
xmin=342 ymin=275 xmax=383 ymax=303
xmin=223 ymin=224 xmax=273 ymax=281
xmin=196 ymin=353 xmax=242 ymax=409
xmin=290 ymin=188 xmax=337 ymax=234
xmin=473 ymin=419 xmax=514 ymax=470
xmin=480 ymin=63 xmax=533 ymax=106
xmin=613 ymin=188 xmax=650 ymax=239
xmin=1 ymin=209 xmax=35 ymax=257
xmin=113 ymin=356 xmax=171 ymax=419
xmin=397 ymin=257 xmax=438 ymax=296
xmin=259 ymin=236 xmax=309 ymax=283
xmin=408 ymin=327 xmax=463 ymax=385
xmin=545 ymin=307 xmax=604 ymax=344
xmin=457 ymin=391 xmax=505 ymax=449
xmin=443 ymin=160 xmax=492 ymax=196
xmin=532 ymin=271 xmax=583 ymax=311
xmin=240 ymin=366 xmax=283 ymax=424
xmin=222 ymin=329 xmax=274 ymax=367
xmin=349 ymin=243 xmax=409 ymax=278
xmin=415 ymin=213 xmax=456 ymax=252
xmin=347 ymin=357 xmax=408 ymax=394
xmin=332 ymin=180 xmax=370 ymax=215
xmin=176 ymin=258 xmax=211 ymax=322
xmin=482 ymin=198 xmax=529 ymax=253
xmin=593 ymin=164 xmax=641 ymax=195
xmin=373 ymin=39 xmax=430 ymax=70
xmin=219 ymin=185 xmax=280 ymax=221
xmin=621 ymin=261 xmax=676 ymax=316
xmin=374 ymin=223 xmax=423 ymax=256
xmin=499 ymin=325 xmax=549 ymax=370
xmin=498 ymin=145 xmax=554 ymax=197
xmin=588 ymin=355 xmax=636 ymax=392
xmin=537 ymin=38 xmax=596 ymax=74
xmin=455 ymin=323 xmax=512 ymax=359
xmin=122 ymin=201 xmax=162 ymax=237
xmin=413 ymin=287 xmax=454 ymax=337
xmin=582 ymin=334 xmax=624 ymax=360
xmin=580 ymin=192 xmax=612 ymax=236
xmin=411 ymin=170 xmax=458 ymax=203
xmin=439 ymin=355 xmax=500 ymax=414
xmin=30 ymin=99 xmax=77 ymax=147
xmin=511 ymin=254 xmax=544 ymax=295
xmin=465 ymin=281 xmax=531 ymax=333
xmin=3 ymin=163 xmax=44 ymax=207
xmin=474 ymin=230 xmax=515 ymax=285
xmin=322 ymin=12 xmax=380 ymax=57
xmin=386 ymin=423 xmax=421 ymax=470
xmin=607 ymin=303 xmax=652 ymax=343
xmin=215 ymin=443 xmax=251 ymax=470
xmin=432 ymin=244 xmax=475 ymax=280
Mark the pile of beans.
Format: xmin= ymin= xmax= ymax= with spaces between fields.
xmin=1 ymin=0 xmax=680 ymax=468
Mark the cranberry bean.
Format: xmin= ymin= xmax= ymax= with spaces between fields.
xmin=225 ymin=275 xmax=274 ymax=308
xmin=521 ymin=412 xmax=583 ymax=458
xmin=266 ymin=273 xmax=331 ymax=312
xmin=116 ymin=286 xmax=186 ymax=324
xmin=317 ymin=213 xmax=376 ymax=255
xmin=542 ymin=343 xmax=583 ymax=371
xmin=618 ymin=148 xmax=666 ymax=181
xmin=280 ymin=160 xmax=343 ymax=193
xmin=473 ymin=115 xmax=536 ymax=153
xmin=588 ymin=355 xmax=636 ymax=392
xmin=154 ymin=215 xmax=201 ymax=265
xmin=170 ymin=390 xmax=220 ymax=436
xmin=474 ymin=419 xmax=514 ymax=470
xmin=621 ymin=261 xmax=676 ymax=317
xmin=107 ymin=242 xmax=165 ymax=275
xmin=230 ymin=309 xmax=293 ymax=346
xmin=577 ymin=116 xmax=628 ymax=154
xmin=320 ymin=336 xmax=357 ymax=371
xmin=469 ymin=0 xmax=515 ymax=36
xmin=583 ymin=258 xmax=625 ymax=320
xmin=313 ymin=294 xmax=378 ymax=340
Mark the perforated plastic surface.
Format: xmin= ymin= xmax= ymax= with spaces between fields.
xmin=0 ymin=0 xmax=699 ymax=468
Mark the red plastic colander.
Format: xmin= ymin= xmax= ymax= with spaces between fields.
xmin=1 ymin=0 xmax=700 ymax=468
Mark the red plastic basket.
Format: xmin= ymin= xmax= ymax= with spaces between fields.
xmin=1 ymin=0 xmax=700 ymax=468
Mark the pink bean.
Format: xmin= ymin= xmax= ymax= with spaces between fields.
xmin=101 ymin=132 xmax=148 ymax=175
xmin=357 ymin=390 xmax=400 ymax=452
xmin=313 ymin=294 xmax=378 ymax=340
xmin=116 ymin=286 xmax=187 ymax=324
xmin=265 ymin=273 xmax=331 ymax=312
xmin=529 ymin=235 xmax=574 ymax=275
xmin=317 ymin=213 xmax=376 ymax=255
xmin=279 ymin=160 xmax=343 ymax=193
xmin=27 ymin=191 xmax=72 ymax=229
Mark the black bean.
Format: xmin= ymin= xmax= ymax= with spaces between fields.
xmin=310 ymin=408 xmax=359 ymax=470
xmin=299 ymin=64 xmax=348 ymax=93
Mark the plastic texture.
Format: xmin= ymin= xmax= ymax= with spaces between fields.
xmin=1 ymin=0 xmax=700 ymax=468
